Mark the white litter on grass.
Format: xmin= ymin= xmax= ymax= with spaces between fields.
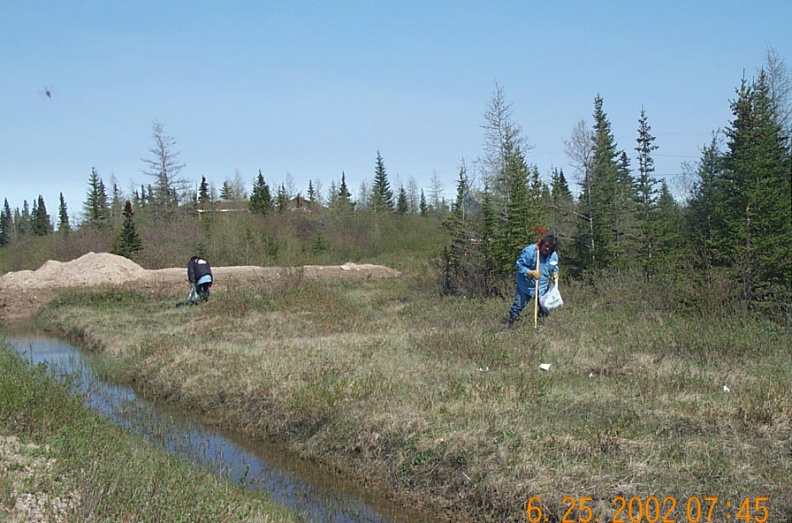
xmin=478 ymin=366 xmax=489 ymax=372
xmin=723 ymin=385 xmax=730 ymax=392
xmin=539 ymin=363 xmax=551 ymax=371
xmin=589 ymin=373 xmax=594 ymax=378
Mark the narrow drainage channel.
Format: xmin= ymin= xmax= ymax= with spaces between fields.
xmin=4 ymin=329 xmax=436 ymax=523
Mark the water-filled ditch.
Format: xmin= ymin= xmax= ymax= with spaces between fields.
xmin=4 ymin=328 xmax=435 ymax=522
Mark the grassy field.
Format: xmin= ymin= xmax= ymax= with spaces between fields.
xmin=0 ymin=335 xmax=299 ymax=522
xmin=28 ymin=269 xmax=792 ymax=522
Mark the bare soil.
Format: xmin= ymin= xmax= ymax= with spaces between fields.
xmin=0 ymin=252 xmax=401 ymax=323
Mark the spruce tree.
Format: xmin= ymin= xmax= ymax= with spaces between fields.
xmin=419 ymin=190 xmax=428 ymax=217
xmin=491 ymin=145 xmax=544 ymax=274
xmin=0 ymin=199 xmax=12 ymax=246
xmin=249 ymin=171 xmax=272 ymax=215
xmin=84 ymin=168 xmax=110 ymax=228
xmin=548 ymin=168 xmax=575 ymax=249
xmin=18 ymin=201 xmax=32 ymax=236
xmin=275 ymin=184 xmax=289 ymax=213
xmin=307 ymin=180 xmax=316 ymax=205
xmin=31 ymin=196 xmax=52 ymax=236
xmin=370 ymin=150 xmax=394 ymax=212
xmin=613 ymin=151 xmax=638 ymax=270
xmin=198 ymin=176 xmax=210 ymax=204
xmin=651 ymin=181 xmax=682 ymax=269
xmin=686 ymin=136 xmax=725 ymax=271
xmin=478 ymin=186 xmax=498 ymax=292
xmin=396 ymin=186 xmax=409 ymax=215
xmin=220 ymin=181 xmax=232 ymax=201
xmin=587 ymin=95 xmax=622 ymax=270
xmin=112 ymin=201 xmax=143 ymax=258
xmin=719 ymin=72 xmax=792 ymax=302
xmin=58 ymin=192 xmax=70 ymax=234
xmin=337 ymin=171 xmax=354 ymax=210
xmin=635 ymin=107 xmax=660 ymax=275
xmin=442 ymin=161 xmax=488 ymax=294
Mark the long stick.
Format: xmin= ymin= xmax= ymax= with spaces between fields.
xmin=533 ymin=244 xmax=540 ymax=329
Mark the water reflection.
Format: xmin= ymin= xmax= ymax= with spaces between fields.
xmin=5 ymin=331 xmax=427 ymax=523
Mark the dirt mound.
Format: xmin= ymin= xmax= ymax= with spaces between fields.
xmin=0 ymin=253 xmax=401 ymax=323
xmin=0 ymin=252 xmax=148 ymax=290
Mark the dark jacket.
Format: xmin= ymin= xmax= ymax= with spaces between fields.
xmin=187 ymin=257 xmax=212 ymax=284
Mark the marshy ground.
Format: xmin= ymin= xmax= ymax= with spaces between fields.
xmin=2 ymin=254 xmax=791 ymax=521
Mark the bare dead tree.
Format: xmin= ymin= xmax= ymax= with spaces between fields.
xmin=563 ymin=119 xmax=596 ymax=261
xmin=141 ymin=120 xmax=188 ymax=216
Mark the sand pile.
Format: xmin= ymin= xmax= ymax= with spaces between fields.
xmin=0 ymin=253 xmax=401 ymax=323
xmin=0 ymin=252 xmax=148 ymax=291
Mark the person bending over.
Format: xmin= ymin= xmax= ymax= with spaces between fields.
xmin=187 ymin=256 xmax=213 ymax=303
xmin=507 ymin=234 xmax=559 ymax=325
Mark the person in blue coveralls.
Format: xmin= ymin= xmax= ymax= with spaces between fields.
xmin=507 ymin=234 xmax=559 ymax=325
xmin=187 ymin=256 xmax=213 ymax=303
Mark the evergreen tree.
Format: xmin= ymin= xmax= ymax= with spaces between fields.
xmin=441 ymin=160 xmax=486 ymax=294
xmin=83 ymin=168 xmax=110 ymax=228
xmin=419 ymin=190 xmax=428 ymax=217
xmin=370 ymin=150 xmax=394 ymax=212
xmin=249 ymin=171 xmax=272 ymax=215
xmin=613 ymin=151 xmax=638 ymax=269
xmin=478 ymin=186 xmax=498 ymax=291
xmin=635 ymin=107 xmax=660 ymax=275
xmin=651 ymin=181 xmax=682 ymax=270
xmin=686 ymin=136 xmax=725 ymax=271
xmin=198 ymin=176 xmax=210 ymax=204
xmin=336 ymin=171 xmax=354 ymax=210
xmin=586 ymin=95 xmax=622 ymax=270
xmin=275 ymin=184 xmax=289 ymax=213
xmin=0 ymin=199 xmax=12 ymax=246
xmin=219 ymin=181 xmax=232 ymax=201
xmin=58 ymin=192 xmax=70 ymax=234
xmin=112 ymin=201 xmax=143 ymax=258
xmin=396 ymin=186 xmax=409 ymax=215
xmin=30 ymin=196 xmax=51 ymax=236
xmin=548 ymin=168 xmax=575 ymax=248
xmin=490 ymin=145 xmax=544 ymax=274
xmin=718 ymin=72 xmax=792 ymax=302
xmin=18 ymin=200 xmax=32 ymax=236
xmin=307 ymin=180 xmax=316 ymax=205
xmin=222 ymin=171 xmax=248 ymax=201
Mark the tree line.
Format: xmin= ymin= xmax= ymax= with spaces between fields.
xmin=442 ymin=50 xmax=790 ymax=313
xmin=1 ymin=49 xmax=789 ymax=312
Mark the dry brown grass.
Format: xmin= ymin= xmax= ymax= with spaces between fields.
xmin=36 ymin=274 xmax=792 ymax=521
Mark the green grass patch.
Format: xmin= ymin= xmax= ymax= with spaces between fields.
xmin=33 ymin=273 xmax=792 ymax=521
xmin=0 ymin=340 xmax=297 ymax=522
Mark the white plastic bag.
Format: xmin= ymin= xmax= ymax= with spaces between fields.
xmin=539 ymin=282 xmax=563 ymax=313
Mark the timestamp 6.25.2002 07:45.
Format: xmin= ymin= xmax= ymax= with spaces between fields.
xmin=526 ymin=495 xmax=771 ymax=523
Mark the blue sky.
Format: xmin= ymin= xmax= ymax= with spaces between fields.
xmin=2 ymin=1 xmax=790 ymax=220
